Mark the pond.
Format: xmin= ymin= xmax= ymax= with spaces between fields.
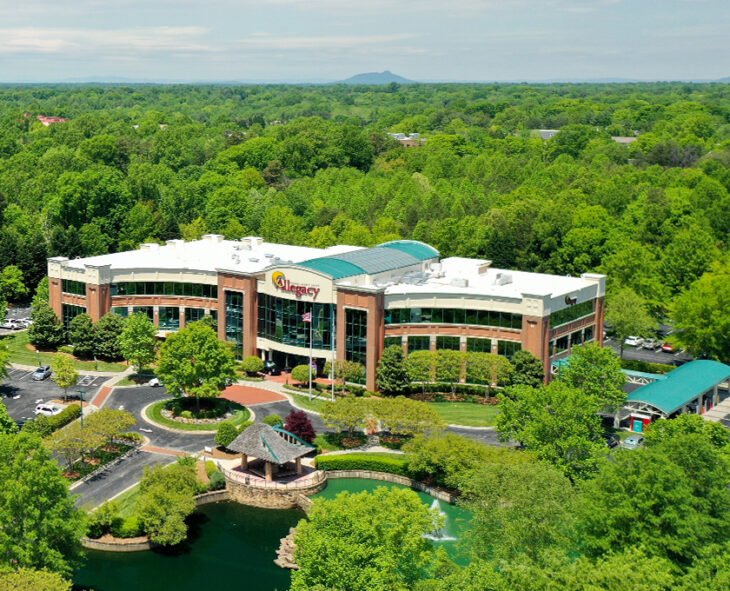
xmin=75 ymin=479 xmax=470 ymax=591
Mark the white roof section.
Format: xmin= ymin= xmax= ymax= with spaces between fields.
xmin=380 ymin=257 xmax=602 ymax=300
xmin=61 ymin=235 xmax=361 ymax=275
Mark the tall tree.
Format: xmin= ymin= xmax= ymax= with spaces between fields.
xmin=51 ymin=356 xmax=78 ymax=401
xmin=27 ymin=303 xmax=64 ymax=350
xmin=376 ymin=344 xmax=409 ymax=396
xmin=67 ymin=313 xmax=95 ymax=359
xmin=118 ymin=312 xmax=157 ymax=372
xmin=509 ymin=349 xmax=545 ymax=388
xmin=559 ymin=342 xmax=627 ymax=411
xmin=0 ymin=403 xmax=17 ymax=435
xmin=0 ymin=265 xmax=28 ymax=302
xmin=156 ymin=322 xmax=237 ymax=412
xmin=0 ymin=568 xmax=72 ymax=591
xmin=605 ymin=288 xmax=655 ymax=358
xmin=0 ymin=433 xmax=85 ymax=577
xmin=92 ymin=312 xmax=125 ymax=360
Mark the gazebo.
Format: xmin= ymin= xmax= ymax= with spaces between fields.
xmin=227 ymin=422 xmax=312 ymax=481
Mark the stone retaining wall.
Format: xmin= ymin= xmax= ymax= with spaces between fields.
xmin=326 ymin=470 xmax=456 ymax=504
xmin=81 ymin=536 xmax=152 ymax=552
xmin=226 ymin=476 xmax=328 ymax=509
xmin=195 ymin=490 xmax=231 ymax=506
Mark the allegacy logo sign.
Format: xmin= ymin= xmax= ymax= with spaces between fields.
xmin=272 ymin=272 xmax=321 ymax=299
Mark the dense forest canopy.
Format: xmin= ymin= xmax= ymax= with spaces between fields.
xmin=0 ymin=81 xmax=729 ymax=322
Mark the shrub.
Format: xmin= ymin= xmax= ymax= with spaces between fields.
xmin=208 ymin=471 xmax=226 ymax=491
xmin=380 ymin=435 xmax=411 ymax=450
xmin=58 ymin=345 xmax=74 ymax=354
xmin=111 ymin=516 xmax=142 ymax=538
xmin=237 ymin=421 xmax=253 ymax=434
xmin=87 ymin=501 xmax=121 ymax=539
xmin=117 ymin=432 xmax=143 ymax=443
xmin=314 ymin=453 xmax=410 ymax=476
xmin=180 ymin=410 xmax=193 ymax=419
xmin=22 ymin=405 xmax=81 ymax=437
xmin=620 ymin=359 xmax=675 ymax=375
xmin=241 ymin=355 xmax=264 ymax=376
xmin=205 ymin=460 xmax=217 ymax=477
xmin=291 ymin=364 xmax=312 ymax=386
xmin=262 ymin=414 xmax=283 ymax=427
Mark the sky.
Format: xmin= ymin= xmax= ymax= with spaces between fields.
xmin=0 ymin=0 xmax=727 ymax=83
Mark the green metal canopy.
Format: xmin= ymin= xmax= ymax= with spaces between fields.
xmin=297 ymin=240 xmax=438 ymax=280
xmin=627 ymin=360 xmax=730 ymax=416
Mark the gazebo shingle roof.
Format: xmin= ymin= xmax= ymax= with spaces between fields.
xmin=227 ymin=422 xmax=311 ymax=465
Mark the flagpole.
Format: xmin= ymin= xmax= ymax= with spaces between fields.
xmin=308 ymin=305 xmax=313 ymax=401
xmin=331 ymin=303 xmax=336 ymax=402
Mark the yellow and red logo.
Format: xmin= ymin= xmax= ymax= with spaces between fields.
xmin=271 ymin=272 xmax=320 ymax=299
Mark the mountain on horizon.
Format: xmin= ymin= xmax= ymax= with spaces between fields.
xmin=340 ymin=71 xmax=413 ymax=85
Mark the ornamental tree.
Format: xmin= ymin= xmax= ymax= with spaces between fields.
xmin=405 ymin=350 xmax=435 ymax=392
xmin=284 ymin=410 xmax=316 ymax=443
xmin=320 ymin=397 xmax=370 ymax=437
xmin=606 ymin=288 xmax=655 ymax=358
xmin=290 ymin=364 xmax=312 ymax=386
xmin=376 ymin=345 xmax=409 ymax=396
xmin=376 ymin=397 xmax=445 ymax=437
xmin=292 ymin=487 xmax=439 ymax=591
xmin=84 ymin=408 xmax=136 ymax=448
xmin=435 ymin=350 xmax=463 ymax=393
xmin=67 ymin=313 xmax=95 ymax=359
xmin=0 ymin=433 xmax=85 ymax=577
xmin=215 ymin=421 xmax=238 ymax=449
xmin=0 ymin=403 xmax=18 ymax=435
xmin=155 ymin=322 xmax=237 ymax=413
xmin=465 ymin=352 xmax=513 ymax=389
xmin=51 ymin=355 xmax=78 ymax=401
xmin=28 ymin=303 xmax=64 ymax=350
xmin=118 ymin=311 xmax=157 ymax=372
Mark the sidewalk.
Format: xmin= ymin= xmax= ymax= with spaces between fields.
xmin=10 ymin=362 xmax=126 ymax=378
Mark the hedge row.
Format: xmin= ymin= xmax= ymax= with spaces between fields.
xmin=314 ymin=453 xmax=410 ymax=476
xmin=22 ymin=404 xmax=82 ymax=437
xmin=620 ymin=359 xmax=676 ymax=375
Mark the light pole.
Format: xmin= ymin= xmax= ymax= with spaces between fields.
xmin=76 ymin=390 xmax=85 ymax=428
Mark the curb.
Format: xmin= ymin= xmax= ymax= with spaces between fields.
xmin=139 ymin=401 xmax=251 ymax=435
xmin=446 ymin=423 xmax=497 ymax=431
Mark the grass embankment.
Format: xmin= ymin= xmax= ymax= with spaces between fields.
xmin=116 ymin=371 xmax=156 ymax=387
xmin=428 ymin=402 xmax=499 ymax=427
xmin=145 ymin=399 xmax=251 ymax=431
xmin=2 ymin=331 xmax=127 ymax=372
xmin=289 ymin=391 xmax=330 ymax=413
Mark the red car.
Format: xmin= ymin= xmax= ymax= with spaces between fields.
xmin=661 ymin=343 xmax=676 ymax=353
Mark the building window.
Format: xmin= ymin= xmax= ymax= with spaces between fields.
xmin=257 ymin=294 xmax=334 ymax=350
xmin=185 ymin=308 xmax=206 ymax=324
xmin=466 ymin=337 xmax=491 ymax=353
xmin=407 ymin=336 xmax=431 ymax=353
xmin=62 ymin=304 xmax=86 ymax=328
xmin=345 ymin=308 xmax=368 ymax=369
xmin=436 ymin=336 xmax=460 ymax=350
xmin=225 ymin=291 xmax=244 ymax=359
xmin=62 ymin=279 xmax=86 ymax=296
xmin=132 ymin=306 xmax=154 ymax=321
xmin=570 ymin=329 xmax=584 ymax=348
xmin=552 ymin=335 xmax=569 ymax=356
xmin=497 ymin=340 xmax=521 ymax=359
xmin=159 ymin=307 xmax=180 ymax=331
xmin=384 ymin=336 xmax=402 ymax=349
xmin=584 ymin=325 xmax=595 ymax=343
xmin=385 ymin=307 xmax=521 ymax=329
xmin=550 ymin=300 xmax=595 ymax=328
xmin=110 ymin=282 xmax=217 ymax=299
xmin=110 ymin=306 xmax=129 ymax=318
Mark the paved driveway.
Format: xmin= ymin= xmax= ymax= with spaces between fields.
xmin=1 ymin=368 xmax=106 ymax=425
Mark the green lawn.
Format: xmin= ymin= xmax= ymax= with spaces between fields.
xmin=112 ymin=482 xmax=142 ymax=518
xmin=116 ymin=371 xmax=156 ymax=387
xmin=289 ymin=391 xmax=330 ymax=413
xmin=428 ymin=402 xmax=500 ymax=427
xmin=2 ymin=331 xmax=128 ymax=372
xmin=145 ymin=399 xmax=251 ymax=431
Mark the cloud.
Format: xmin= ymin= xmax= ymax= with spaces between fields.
xmin=236 ymin=33 xmax=421 ymax=51
xmin=0 ymin=26 xmax=213 ymax=55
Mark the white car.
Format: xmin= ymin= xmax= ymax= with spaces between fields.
xmin=34 ymin=404 xmax=64 ymax=417
xmin=624 ymin=336 xmax=644 ymax=347
xmin=642 ymin=338 xmax=660 ymax=350
xmin=148 ymin=378 xmax=161 ymax=387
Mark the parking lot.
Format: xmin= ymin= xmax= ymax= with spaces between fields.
xmin=604 ymin=337 xmax=693 ymax=366
xmin=0 ymin=367 xmax=107 ymax=426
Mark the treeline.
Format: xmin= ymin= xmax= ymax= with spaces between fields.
xmin=0 ymin=82 xmax=728 ymax=352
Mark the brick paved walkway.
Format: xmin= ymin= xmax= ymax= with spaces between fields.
xmin=222 ymin=384 xmax=288 ymax=406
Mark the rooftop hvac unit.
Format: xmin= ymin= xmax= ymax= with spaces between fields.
xmin=451 ymin=278 xmax=469 ymax=288
xmin=494 ymin=272 xmax=513 ymax=286
xmin=248 ymin=257 xmax=259 ymax=263
xmin=264 ymin=253 xmax=274 ymax=259
xmin=430 ymin=262 xmax=442 ymax=273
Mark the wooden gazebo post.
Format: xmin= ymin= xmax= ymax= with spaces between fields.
xmin=241 ymin=454 xmax=248 ymax=470
xmin=265 ymin=461 xmax=273 ymax=481
xmin=296 ymin=457 xmax=302 ymax=475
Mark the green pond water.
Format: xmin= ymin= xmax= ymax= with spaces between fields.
xmin=74 ymin=478 xmax=469 ymax=591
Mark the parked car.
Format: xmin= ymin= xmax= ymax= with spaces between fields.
xmin=148 ymin=377 xmax=162 ymax=387
xmin=623 ymin=434 xmax=645 ymax=449
xmin=661 ymin=343 xmax=676 ymax=353
xmin=34 ymin=404 xmax=63 ymax=417
xmin=263 ymin=360 xmax=281 ymax=376
xmin=603 ymin=433 xmax=620 ymax=448
xmin=642 ymin=338 xmax=660 ymax=350
xmin=0 ymin=320 xmax=21 ymax=330
xmin=32 ymin=366 xmax=52 ymax=381
xmin=624 ymin=336 xmax=644 ymax=347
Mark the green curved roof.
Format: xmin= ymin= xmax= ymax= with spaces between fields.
xmin=378 ymin=240 xmax=440 ymax=260
xmin=297 ymin=241 xmax=437 ymax=280
xmin=628 ymin=360 xmax=730 ymax=415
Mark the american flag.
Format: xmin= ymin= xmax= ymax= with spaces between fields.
xmin=301 ymin=312 xmax=312 ymax=323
